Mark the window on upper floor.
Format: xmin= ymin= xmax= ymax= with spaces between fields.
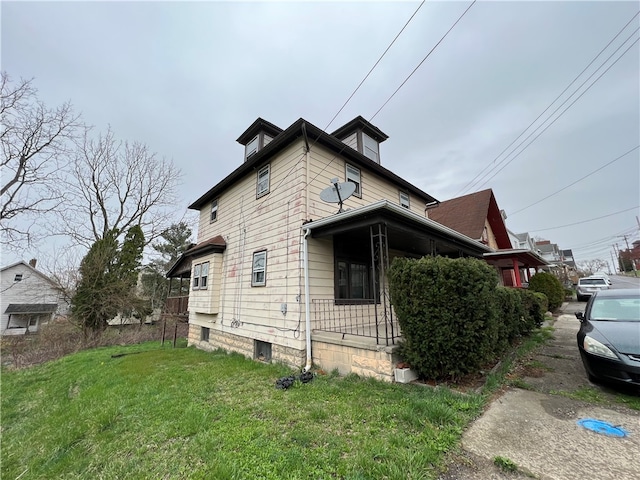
xmin=362 ymin=133 xmax=379 ymax=162
xmin=245 ymin=135 xmax=259 ymax=160
xmin=345 ymin=163 xmax=361 ymax=197
xmin=210 ymin=199 xmax=219 ymax=223
xmin=252 ymin=250 xmax=267 ymax=287
xmin=257 ymin=164 xmax=270 ymax=198
xmin=399 ymin=191 xmax=410 ymax=209
xmin=14 ymin=274 xmax=23 ymax=282
xmin=192 ymin=261 xmax=209 ymax=290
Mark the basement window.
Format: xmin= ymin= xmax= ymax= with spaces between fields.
xmin=201 ymin=327 xmax=210 ymax=342
xmin=254 ymin=340 xmax=272 ymax=362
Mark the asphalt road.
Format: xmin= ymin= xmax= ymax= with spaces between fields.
xmin=609 ymin=273 xmax=640 ymax=290
xmin=441 ymin=299 xmax=640 ymax=480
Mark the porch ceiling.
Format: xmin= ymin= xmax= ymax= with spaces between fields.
xmin=305 ymin=200 xmax=491 ymax=258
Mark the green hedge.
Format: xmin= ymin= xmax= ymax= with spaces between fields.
xmin=527 ymin=272 xmax=563 ymax=310
xmin=389 ymin=256 xmax=500 ymax=380
xmin=389 ymin=256 xmax=547 ymax=381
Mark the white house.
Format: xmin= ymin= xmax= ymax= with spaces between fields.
xmin=0 ymin=260 xmax=69 ymax=335
xmin=169 ymin=116 xmax=495 ymax=381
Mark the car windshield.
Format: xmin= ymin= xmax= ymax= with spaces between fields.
xmin=590 ymin=298 xmax=640 ymax=321
xmin=580 ymin=278 xmax=606 ymax=286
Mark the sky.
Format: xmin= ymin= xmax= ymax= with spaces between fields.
xmin=2 ymin=0 xmax=639 ymax=272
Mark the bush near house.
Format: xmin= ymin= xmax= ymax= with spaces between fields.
xmin=527 ymin=272 xmax=564 ymax=311
xmin=389 ymin=256 xmax=500 ymax=380
xmin=389 ymin=256 xmax=546 ymax=381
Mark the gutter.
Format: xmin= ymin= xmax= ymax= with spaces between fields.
xmin=302 ymin=227 xmax=312 ymax=372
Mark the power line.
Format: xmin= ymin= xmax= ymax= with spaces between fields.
xmin=510 ymin=145 xmax=640 ymax=215
xmin=468 ymin=33 xmax=640 ymax=192
xmin=455 ymin=11 xmax=640 ymax=195
xmin=305 ymin=1 xmax=477 ymax=190
xmin=530 ymin=206 xmax=639 ymax=233
xmin=323 ymin=1 xmax=426 ymax=132
xmin=257 ymin=3 xmax=428 ymax=211
xmin=370 ymin=0 xmax=477 ymax=122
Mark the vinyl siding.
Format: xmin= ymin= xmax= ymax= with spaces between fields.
xmin=0 ymin=263 xmax=68 ymax=333
xmin=189 ymin=139 xmax=434 ymax=354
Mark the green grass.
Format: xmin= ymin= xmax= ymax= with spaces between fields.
xmin=552 ymin=386 xmax=640 ymax=410
xmin=1 ymin=342 xmax=485 ymax=480
xmin=493 ymin=456 xmax=518 ymax=473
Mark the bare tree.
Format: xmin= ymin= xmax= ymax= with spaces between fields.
xmin=1 ymin=72 xmax=82 ymax=246
xmin=57 ymin=128 xmax=182 ymax=248
xmin=577 ymin=258 xmax=609 ymax=276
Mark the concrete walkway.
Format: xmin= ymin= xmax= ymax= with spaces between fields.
xmin=458 ymin=306 xmax=640 ymax=480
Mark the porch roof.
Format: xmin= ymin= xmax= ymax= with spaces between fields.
xmin=303 ymin=200 xmax=492 ymax=258
xmin=4 ymin=303 xmax=57 ymax=314
xmin=483 ymin=249 xmax=549 ymax=268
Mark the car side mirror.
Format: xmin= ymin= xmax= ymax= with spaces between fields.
xmin=575 ymin=312 xmax=584 ymax=321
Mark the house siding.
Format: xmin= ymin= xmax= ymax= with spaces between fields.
xmin=0 ymin=263 xmax=68 ymax=334
xmin=188 ymin=134 xmax=436 ymax=370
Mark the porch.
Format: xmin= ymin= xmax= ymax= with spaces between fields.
xmin=302 ymin=201 xmax=493 ymax=379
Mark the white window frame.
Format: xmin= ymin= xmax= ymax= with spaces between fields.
xmin=252 ymin=251 xmax=267 ymax=287
xmin=210 ymin=199 xmax=219 ymax=223
xmin=192 ymin=261 xmax=209 ymax=290
xmin=399 ymin=191 xmax=410 ymax=209
xmin=245 ymin=135 xmax=259 ymax=159
xmin=345 ymin=163 xmax=361 ymax=198
xmin=362 ymin=133 xmax=379 ymax=162
xmin=14 ymin=274 xmax=23 ymax=282
xmin=256 ymin=164 xmax=270 ymax=198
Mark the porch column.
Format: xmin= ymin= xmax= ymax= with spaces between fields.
xmin=512 ymin=258 xmax=522 ymax=287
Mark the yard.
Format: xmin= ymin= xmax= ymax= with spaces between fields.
xmin=1 ymin=342 xmax=485 ymax=480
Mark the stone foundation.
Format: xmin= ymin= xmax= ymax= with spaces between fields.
xmin=311 ymin=332 xmax=400 ymax=382
xmin=188 ymin=324 xmax=305 ymax=369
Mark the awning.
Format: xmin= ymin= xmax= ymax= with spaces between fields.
xmin=303 ymin=200 xmax=492 ymax=258
xmin=483 ymin=249 xmax=549 ymax=268
xmin=4 ymin=303 xmax=58 ymax=314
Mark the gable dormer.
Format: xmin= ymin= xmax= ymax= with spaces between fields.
xmin=236 ymin=118 xmax=283 ymax=162
xmin=331 ymin=116 xmax=389 ymax=164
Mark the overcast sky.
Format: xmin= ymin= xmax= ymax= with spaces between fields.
xmin=3 ymin=1 xmax=639 ymax=272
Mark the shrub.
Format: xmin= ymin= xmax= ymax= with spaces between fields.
xmin=516 ymin=289 xmax=547 ymax=333
xmin=389 ymin=256 xmax=500 ymax=380
xmin=527 ymin=272 xmax=564 ymax=311
xmin=494 ymin=287 xmax=525 ymax=349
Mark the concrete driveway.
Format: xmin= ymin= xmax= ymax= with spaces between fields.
xmin=441 ymin=302 xmax=640 ymax=480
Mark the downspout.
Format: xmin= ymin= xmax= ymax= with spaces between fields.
xmin=303 ymin=227 xmax=312 ymax=372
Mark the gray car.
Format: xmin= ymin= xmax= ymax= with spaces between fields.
xmin=577 ymin=277 xmax=609 ymax=302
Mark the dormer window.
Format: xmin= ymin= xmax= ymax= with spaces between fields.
xmin=362 ymin=133 xmax=379 ymax=162
xmin=245 ymin=136 xmax=259 ymax=159
xmin=237 ymin=118 xmax=282 ymax=162
xmin=331 ymin=116 xmax=388 ymax=165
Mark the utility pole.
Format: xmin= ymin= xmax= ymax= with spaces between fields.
xmin=610 ymin=250 xmax=617 ymax=274
xmin=619 ymin=235 xmax=638 ymax=277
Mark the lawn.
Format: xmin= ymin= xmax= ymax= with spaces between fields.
xmin=1 ymin=342 xmax=485 ymax=480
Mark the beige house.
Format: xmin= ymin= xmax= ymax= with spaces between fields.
xmin=172 ymin=116 xmax=492 ymax=381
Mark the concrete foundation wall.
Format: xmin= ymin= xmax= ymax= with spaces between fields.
xmin=312 ymin=335 xmax=399 ymax=382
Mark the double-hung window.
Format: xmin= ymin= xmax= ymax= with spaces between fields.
xmin=362 ymin=133 xmax=379 ymax=162
xmin=192 ymin=261 xmax=209 ymax=290
xmin=14 ymin=274 xmax=23 ymax=282
xmin=245 ymin=135 xmax=259 ymax=159
xmin=399 ymin=191 xmax=410 ymax=209
xmin=345 ymin=164 xmax=361 ymax=197
xmin=210 ymin=199 xmax=219 ymax=222
xmin=257 ymin=164 xmax=270 ymax=198
xmin=252 ymin=251 xmax=267 ymax=286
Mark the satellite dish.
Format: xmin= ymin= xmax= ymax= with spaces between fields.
xmin=319 ymin=179 xmax=356 ymax=213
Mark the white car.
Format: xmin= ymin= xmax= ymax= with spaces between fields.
xmin=591 ymin=272 xmax=612 ymax=285
xmin=576 ymin=277 xmax=609 ymax=302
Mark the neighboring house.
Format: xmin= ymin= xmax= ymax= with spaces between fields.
xmin=172 ymin=115 xmax=497 ymax=381
xmin=509 ymin=230 xmax=538 ymax=252
xmin=0 ymin=260 xmax=69 ymax=335
xmin=427 ymin=189 xmax=547 ymax=287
